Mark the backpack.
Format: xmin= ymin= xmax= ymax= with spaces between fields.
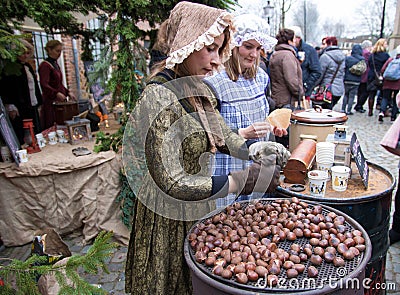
xmin=349 ymin=60 xmax=367 ymax=76
xmin=383 ymin=58 xmax=400 ymax=81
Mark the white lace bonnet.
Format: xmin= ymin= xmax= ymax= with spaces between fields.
xmin=165 ymin=2 xmax=234 ymax=69
xmin=233 ymin=13 xmax=277 ymax=50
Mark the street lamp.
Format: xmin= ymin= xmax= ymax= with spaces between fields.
xmin=263 ymin=0 xmax=275 ymax=25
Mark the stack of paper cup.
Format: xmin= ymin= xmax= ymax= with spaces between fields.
xmin=316 ymin=142 xmax=335 ymax=172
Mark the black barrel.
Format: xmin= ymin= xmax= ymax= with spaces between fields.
xmin=276 ymin=162 xmax=395 ymax=295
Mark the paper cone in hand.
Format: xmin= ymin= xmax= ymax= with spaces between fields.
xmin=267 ymin=109 xmax=292 ymax=129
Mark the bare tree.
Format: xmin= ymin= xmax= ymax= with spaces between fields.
xmin=356 ymin=0 xmax=396 ymax=40
xmin=292 ymin=0 xmax=320 ymax=43
xmin=275 ymin=0 xmax=296 ymax=29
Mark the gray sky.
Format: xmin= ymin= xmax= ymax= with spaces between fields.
xmin=235 ymin=0 xmax=396 ymax=39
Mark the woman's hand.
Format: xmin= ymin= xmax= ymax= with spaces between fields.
xmin=272 ymin=126 xmax=288 ymax=137
xmin=68 ymin=92 xmax=77 ymax=101
xmin=238 ymin=121 xmax=271 ymax=139
xmin=56 ymin=92 xmax=67 ymax=102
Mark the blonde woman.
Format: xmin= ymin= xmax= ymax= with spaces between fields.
xmin=366 ymin=38 xmax=390 ymax=116
xmin=39 ymin=40 xmax=76 ymax=129
xmin=204 ymin=13 xmax=285 ymax=208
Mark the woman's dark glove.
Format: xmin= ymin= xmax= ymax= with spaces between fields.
xmin=230 ymin=154 xmax=280 ymax=195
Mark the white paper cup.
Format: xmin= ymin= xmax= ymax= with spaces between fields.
xmin=16 ymin=149 xmax=28 ymax=163
xmin=317 ymin=161 xmax=333 ymax=172
xmin=308 ymin=170 xmax=329 ymax=197
xmin=35 ymin=133 xmax=46 ymax=149
xmin=331 ymin=166 xmax=351 ymax=192
xmin=1 ymin=146 xmax=12 ymax=163
xmin=48 ymin=131 xmax=57 ymax=145
xmin=56 ymin=129 xmax=67 ymax=143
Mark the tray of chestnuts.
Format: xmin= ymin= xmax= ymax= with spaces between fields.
xmin=186 ymin=197 xmax=371 ymax=292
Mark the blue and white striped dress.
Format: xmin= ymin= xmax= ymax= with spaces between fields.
xmin=205 ymin=68 xmax=270 ymax=208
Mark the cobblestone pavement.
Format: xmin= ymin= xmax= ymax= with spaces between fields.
xmin=0 ymin=103 xmax=399 ymax=294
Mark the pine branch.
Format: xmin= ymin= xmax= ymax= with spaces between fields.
xmin=0 ymin=231 xmax=118 ymax=294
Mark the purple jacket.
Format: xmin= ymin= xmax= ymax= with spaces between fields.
xmin=361 ymin=49 xmax=371 ymax=83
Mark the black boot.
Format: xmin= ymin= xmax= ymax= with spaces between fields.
xmin=368 ymin=98 xmax=374 ymax=116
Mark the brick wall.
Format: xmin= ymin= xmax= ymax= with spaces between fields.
xmin=61 ymin=36 xmax=91 ymax=101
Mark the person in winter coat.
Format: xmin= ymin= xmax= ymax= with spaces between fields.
xmin=315 ymin=36 xmax=346 ymax=109
xmin=342 ymin=44 xmax=364 ymax=115
xmin=0 ymin=39 xmax=42 ymax=144
xmin=378 ymin=44 xmax=400 ymax=122
xmin=355 ymin=40 xmax=373 ymax=113
xmin=269 ymin=28 xmax=304 ymax=148
xmin=289 ymin=26 xmax=322 ymax=100
xmin=269 ymin=28 xmax=304 ymax=109
xmin=366 ymin=38 xmax=390 ymax=116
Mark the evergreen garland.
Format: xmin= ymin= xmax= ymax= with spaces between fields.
xmin=0 ymin=231 xmax=118 ymax=294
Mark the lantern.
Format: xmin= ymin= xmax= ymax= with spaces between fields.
xmin=65 ymin=118 xmax=92 ymax=145
xmin=22 ymin=119 xmax=41 ymax=153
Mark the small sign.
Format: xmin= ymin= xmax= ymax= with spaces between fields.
xmin=350 ymin=133 xmax=369 ymax=188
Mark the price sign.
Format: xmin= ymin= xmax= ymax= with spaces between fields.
xmin=350 ymin=133 xmax=369 ymax=188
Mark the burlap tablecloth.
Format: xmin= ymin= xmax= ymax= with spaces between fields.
xmin=0 ymin=141 xmax=129 ymax=246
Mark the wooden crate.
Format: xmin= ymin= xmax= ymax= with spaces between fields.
xmin=53 ymin=101 xmax=79 ymax=125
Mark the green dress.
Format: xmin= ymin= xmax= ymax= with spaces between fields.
xmin=124 ymin=72 xmax=249 ymax=294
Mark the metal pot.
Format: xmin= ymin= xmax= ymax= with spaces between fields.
xmin=289 ymin=106 xmax=347 ymax=152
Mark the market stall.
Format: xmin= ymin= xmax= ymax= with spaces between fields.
xmin=0 ymin=139 xmax=129 ymax=247
xmin=274 ymin=108 xmax=396 ymax=295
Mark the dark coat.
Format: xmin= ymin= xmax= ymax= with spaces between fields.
xmin=344 ymin=45 xmax=364 ymax=83
xmin=298 ymin=40 xmax=322 ymax=96
xmin=0 ymin=61 xmax=42 ymax=143
xmin=0 ymin=61 xmax=42 ymax=113
xmin=367 ymin=51 xmax=390 ymax=83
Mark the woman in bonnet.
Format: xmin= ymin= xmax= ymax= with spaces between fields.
xmin=205 ymin=14 xmax=286 ymax=209
xmin=123 ymin=2 xmax=290 ymax=294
